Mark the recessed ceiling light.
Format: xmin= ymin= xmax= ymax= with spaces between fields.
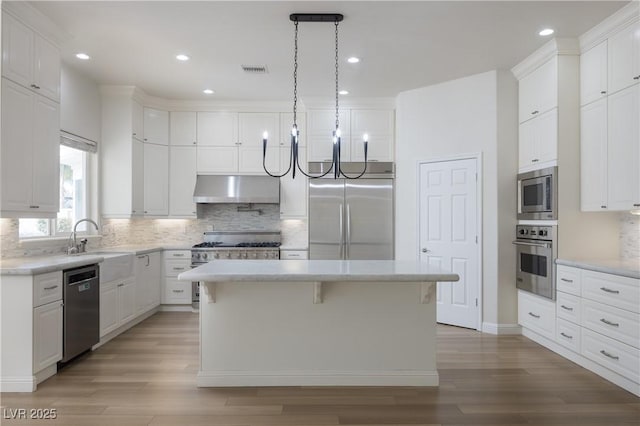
xmin=539 ymin=28 xmax=554 ymax=36
xmin=176 ymin=54 xmax=190 ymax=61
xmin=203 ymin=89 xmax=214 ymax=95
xmin=347 ymin=57 xmax=360 ymax=64
xmin=75 ymin=53 xmax=90 ymax=60
xmin=339 ymin=90 xmax=349 ymax=95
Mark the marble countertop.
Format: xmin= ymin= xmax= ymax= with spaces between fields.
xmin=179 ymin=259 xmax=459 ymax=282
xmin=0 ymin=245 xmax=190 ymax=275
xmin=556 ymin=258 xmax=640 ymax=279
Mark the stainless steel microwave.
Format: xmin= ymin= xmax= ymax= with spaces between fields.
xmin=517 ymin=166 xmax=557 ymax=220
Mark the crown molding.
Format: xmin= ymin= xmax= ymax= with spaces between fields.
xmin=511 ymin=38 xmax=579 ymax=80
xmin=2 ymin=1 xmax=71 ymax=46
xmin=580 ymin=2 xmax=640 ymax=52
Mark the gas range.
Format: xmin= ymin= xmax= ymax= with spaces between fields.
xmin=191 ymin=231 xmax=281 ymax=264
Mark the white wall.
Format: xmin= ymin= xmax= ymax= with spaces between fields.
xmin=60 ymin=63 xmax=101 ymax=142
xmin=395 ymin=70 xmax=518 ymax=330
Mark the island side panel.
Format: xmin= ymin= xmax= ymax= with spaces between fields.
xmin=198 ymin=280 xmax=438 ymax=386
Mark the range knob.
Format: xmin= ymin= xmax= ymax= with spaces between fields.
xmin=225 ymin=253 xmax=231 ymax=259
xmin=195 ymin=253 xmax=201 ymax=260
xmin=518 ymin=229 xmax=528 ymax=235
xmin=538 ymin=229 xmax=547 ymax=237
xmin=264 ymin=253 xmax=269 ymax=259
xmin=214 ymin=253 xmax=219 ymax=259
xmin=202 ymin=253 xmax=208 ymax=260
xmin=242 ymin=253 xmax=248 ymax=259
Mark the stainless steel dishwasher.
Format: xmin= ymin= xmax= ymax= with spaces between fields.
xmin=62 ymin=264 xmax=100 ymax=362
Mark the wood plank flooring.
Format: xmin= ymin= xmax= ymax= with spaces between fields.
xmin=1 ymin=312 xmax=638 ymax=425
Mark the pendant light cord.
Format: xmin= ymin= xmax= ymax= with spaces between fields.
xmin=293 ymin=19 xmax=298 ymax=129
xmin=334 ymin=20 xmax=339 ymax=132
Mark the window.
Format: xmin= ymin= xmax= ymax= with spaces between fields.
xmin=19 ymin=143 xmax=95 ymax=239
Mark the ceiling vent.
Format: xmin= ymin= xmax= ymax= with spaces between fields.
xmin=241 ymin=65 xmax=268 ymax=74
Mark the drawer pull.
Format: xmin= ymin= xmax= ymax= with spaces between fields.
xmin=528 ymin=312 xmax=540 ymax=319
xmin=172 ymin=267 xmax=185 ymax=271
xmin=173 ymin=254 xmax=185 ymax=257
xmin=560 ymin=305 xmax=573 ymax=311
xmin=172 ymin=289 xmax=184 ymax=293
xmin=600 ymin=350 xmax=619 ymax=360
xmin=560 ymin=278 xmax=573 ymax=283
xmin=117 ymin=283 xmax=124 ymax=287
xmin=600 ymin=287 xmax=620 ymax=294
xmin=560 ymin=332 xmax=573 ymax=339
xmin=600 ymin=318 xmax=620 ymax=327
xmin=43 ymin=285 xmax=59 ymax=290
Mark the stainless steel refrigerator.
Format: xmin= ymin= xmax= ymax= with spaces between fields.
xmin=308 ymin=162 xmax=394 ymax=260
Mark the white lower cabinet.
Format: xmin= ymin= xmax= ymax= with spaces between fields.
xmin=162 ymin=250 xmax=191 ymax=305
xmin=100 ymin=276 xmax=136 ymax=337
xmin=518 ymin=290 xmax=556 ymax=340
xmin=33 ymin=300 xmax=63 ymax=373
xmin=280 ymin=250 xmax=308 ymax=260
xmin=135 ymin=252 xmax=161 ymax=315
xmin=525 ymin=264 xmax=640 ymax=396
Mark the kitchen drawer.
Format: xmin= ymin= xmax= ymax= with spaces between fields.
xmin=582 ymin=298 xmax=640 ymax=349
xmin=556 ymin=291 xmax=581 ymax=325
xmin=280 ymin=250 xmax=308 ymax=260
xmin=33 ymin=271 xmax=63 ymax=307
xmin=582 ymin=270 xmax=639 ymax=314
xmin=556 ymin=265 xmax=581 ymax=296
xmin=164 ymin=250 xmax=190 ymax=260
xmin=582 ymin=327 xmax=640 ymax=382
xmin=162 ymin=279 xmax=191 ymax=304
xmin=556 ymin=318 xmax=581 ymax=353
xmin=518 ymin=290 xmax=556 ymax=340
xmin=164 ymin=259 xmax=191 ymax=277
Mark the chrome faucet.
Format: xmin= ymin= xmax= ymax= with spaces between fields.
xmin=67 ymin=218 xmax=99 ymax=254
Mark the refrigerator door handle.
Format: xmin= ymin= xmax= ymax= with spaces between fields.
xmin=346 ymin=204 xmax=351 ymax=259
xmin=339 ymin=203 xmax=344 ymax=259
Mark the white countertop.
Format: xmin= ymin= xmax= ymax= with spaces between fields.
xmin=0 ymin=245 xmax=180 ymax=275
xmin=556 ymin=258 xmax=640 ymax=279
xmin=179 ymin=259 xmax=459 ymax=282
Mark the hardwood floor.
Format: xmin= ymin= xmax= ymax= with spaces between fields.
xmin=1 ymin=312 xmax=638 ymax=425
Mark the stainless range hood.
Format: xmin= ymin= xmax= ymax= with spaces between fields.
xmin=193 ymin=175 xmax=280 ymax=204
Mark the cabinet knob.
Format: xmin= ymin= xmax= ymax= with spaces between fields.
xmin=30 ymin=84 xmax=40 ymax=89
xmin=193 ymin=141 xmax=197 ymax=145
xmin=600 ymin=90 xmax=607 ymax=94
xmin=144 ymin=138 xmax=147 ymax=141
xmin=531 ymin=159 xmax=539 ymax=163
xmin=29 ymin=205 xmax=40 ymax=209
xmin=144 ymin=211 xmax=148 ymax=213
xmin=633 ymin=75 xmax=640 ymax=80
xmin=421 ymin=248 xmax=430 ymax=253
xmin=531 ymin=110 xmax=539 ymax=115
xmin=601 ymin=205 xmax=607 ymax=209
xmin=633 ymin=203 xmax=640 ymax=207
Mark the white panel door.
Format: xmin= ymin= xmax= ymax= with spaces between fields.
xmin=608 ymin=22 xmax=640 ymax=95
xmin=534 ymin=108 xmax=558 ymax=164
xmin=33 ymin=35 xmax=60 ymax=102
xmin=100 ymin=281 xmax=119 ymax=337
xmin=419 ymin=158 xmax=479 ymax=329
xmin=169 ymin=146 xmax=197 ymax=217
xmin=131 ymin=138 xmax=145 ymax=215
xmin=33 ymin=300 xmax=63 ymax=372
xmin=1 ymin=13 xmax=34 ymax=89
xmin=169 ymin=111 xmax=197 ymax=146
xmin=607 ymin=84 xmax=640 ymax=211
xmin=31 ymin=95 xmax=60 ymax=213
xmin=239 ymin=146 xmax=280 ymax=174
xmin=238 ymin=112 xmax=280 ymax=147
xmin=118 ymin=277 xmax=136 ymax=324
xmin=196 ymin=146 xmax=238 ymax=173
xmin=580 ymin=40 xmax=608 ymax=106
xmin=280 ymin=112 xmax=306 ymax=146
xmin=197 ymin=112 xmax=238 ymax=146
xmin=143 ymin=143 xmax=169 ymax=215
xmin=143 ymin=107 xmax=169 ymax=145
xmin=350 ymin=109 xmax=394 ymax=161
xmin=132 ymin=101 xmax=143 ymax=140
xmin=580 ymin=99 xmax=608 ymax=211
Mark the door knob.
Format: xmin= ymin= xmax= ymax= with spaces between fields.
xmin=421 ymin=248 xmax=430 ymax=253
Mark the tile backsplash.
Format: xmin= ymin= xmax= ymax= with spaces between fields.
xmin=620 ymin=212 xmax=640 ymax=261
xmin=1 ymin=204 xmax=308 ymax=259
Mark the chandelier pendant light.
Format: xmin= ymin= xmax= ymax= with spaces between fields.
xmin=262 ymin=13 xmax=368 ymax=179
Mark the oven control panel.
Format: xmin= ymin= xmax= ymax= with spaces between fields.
xmin=516 ymin=225 xmax=554 ymax=241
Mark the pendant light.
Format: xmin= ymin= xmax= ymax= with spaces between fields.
xmin=262 ymin=13 xmax=368 ymax=179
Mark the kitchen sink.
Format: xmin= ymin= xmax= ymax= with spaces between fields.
xmin=78 ymin=251 xmax=134 ymax=283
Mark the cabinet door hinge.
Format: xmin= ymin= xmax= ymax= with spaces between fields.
xmin=475 ymin=298 xmax=478 ymax=307
xmin=475 ymin=236 xmax=478 ymax=244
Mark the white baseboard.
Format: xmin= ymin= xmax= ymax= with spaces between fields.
xmin=94 ymin=306 xmax=159 ymax=349
xmin=0 ymin=376 xmax=36 ymax=392
xmin=482 ymin=322 xmax=522 ymax=335
xmin=159 ymin=305 xmax=193 ymax=312
xmin=522 ymin=327 xmax=640 ymax=397
xmin=197 ymin=370 xmax=439 ymax=387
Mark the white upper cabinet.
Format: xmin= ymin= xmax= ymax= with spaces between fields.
xmin=307 ymin=109 xmax=350 ymax=162
xmin=580 ymin=40 xmax=608 ymax=106
xmin=132 ymin=100 xmax=143 ymax=140
xmin=518 ymin=108 xmax=557 ymax=171
xmin=518 ymin=56 xmax=558 ymax=123
xmin=238 ymin=112 xmax=280 ymax=147
xmin=169 ymin=146 xmax=197 ymax=217
xmin=132 ymin=138 xmax=144 ymax=216
xmin=143 ymin=143 xmax=169 ymax=215
xmin=170 ymin=111 xmax=197 ymax=146
xmin=143 ymin=107 xmax=169 ymax=145
xmin=280 ymin=112 xmax=306 ymax=147
xmin=197 ymin=112 xmax=237 ymax=146
xmin=608 ymin=21 xmax=640 ymax=95
xmin=1 ymin=78 xmax=59 ymax=217
xmin=2 ymin=12 xmax=60 ymax=102
xmin=607 ymin=84 xmax=639 ymax=211
xmin=350 ymin=109 xmax=395 ymax=162
xmin=580 ymin=98 xmax=608 ymax=211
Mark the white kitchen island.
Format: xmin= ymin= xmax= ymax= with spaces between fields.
xmin=179 ymin=260 xmax=458 ymax=387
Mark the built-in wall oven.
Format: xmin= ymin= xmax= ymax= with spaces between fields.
xmin=517 ymin=166 xmax=557 ymax=220
xmin=513 ymin=225 xmax=557 ymax=300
